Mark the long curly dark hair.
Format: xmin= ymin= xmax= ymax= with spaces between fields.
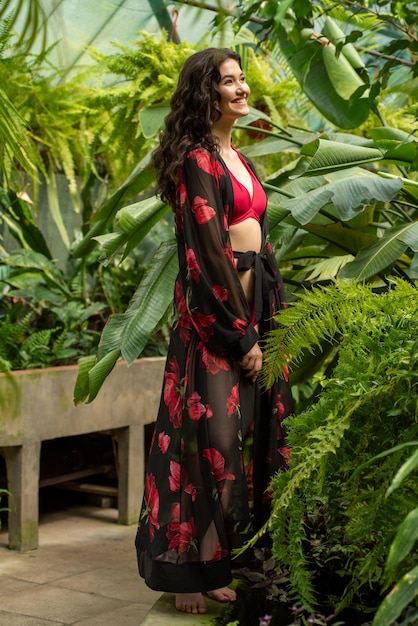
xmin=152 ymin=47 xmax=242 ymax=208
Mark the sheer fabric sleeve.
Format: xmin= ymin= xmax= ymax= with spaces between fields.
xmin=175 ymin=148 xmax=259 ymax=360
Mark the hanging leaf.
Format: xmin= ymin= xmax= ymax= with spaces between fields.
xmin=339 ymin=222 xmax=418 ymax=280
xmin=321 ymin=16 xmax=365 ymax=70
xmin=277 ymin=26 xmax=371 ymax=129
xmin=87 ymin=350 xmax=121 ymax=405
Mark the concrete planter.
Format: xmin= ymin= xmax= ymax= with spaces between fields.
xmin=0 ymin=357 xmax=165 ymax=551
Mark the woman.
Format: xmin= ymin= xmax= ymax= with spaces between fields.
xmin=135 ymin=47 xmax=293 ymax=615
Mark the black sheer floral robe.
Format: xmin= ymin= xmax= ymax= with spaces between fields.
xmin=136 ymin=147 xmax=293 ymax=593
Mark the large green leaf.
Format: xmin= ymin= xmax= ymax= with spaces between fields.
xmin=93 ymin=197 xmax=168 ymax=263
xmin=98 ymin=239 xmax=177 ymax=365
xmin=277 ymin=26 xmax=371 ymax=129
xmin=73 ymin=354 xmax=98 ymax=405
xmin=298 ymin=140 xmax=384 ymax=175
xmin=372 ymin=565 xmax=418 ymax=626
xmin=281 ymin=187 xmax=334 ymax=224
xmin=303 ymin=223 xmax=377 ymax=255
xmin=339 ymin=222 xmax=418 ymax=280
xmin=139 ymin=105 xmax=170 ymax=138
xmin=386 ymin=507 xmax=418 ymax=573
xmin=116 ymin=197 xmax=169 ymax=259
xmin=282 ymin=169 xmax=403 ymax=224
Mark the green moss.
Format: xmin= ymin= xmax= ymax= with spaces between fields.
xmin=0 ymin=374 xmax=22 ymax=422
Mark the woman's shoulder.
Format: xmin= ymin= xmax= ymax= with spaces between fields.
xmin=185 ymin=146 xmax=226 ymax=177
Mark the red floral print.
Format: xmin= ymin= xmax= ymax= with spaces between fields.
xmin=144 ymin=474 xmax=160 ymax=540
xmin=178 ymin=517 xmax=198 ymax=554
xmin=166 ymin=519 xmax=180 ymax=551
xmin=163 ymin=357 xmax=183 ymax=428
xmin=165 ymin=516 xmax=199 ymax=554
xmin=178 ymin=181 xmax=186 ymax=207
xmin=191 ymin=195 xmax=216 ymax=224
xmin=202 ymin=448 xmax=235 ymax=483
xmin=158 ymin=432 xmax=170 ymax=454
xmin=226 ymin=384 xmax=240 ymax=417
xmin=169 ymin=460 xmax=181 ymax=492
xmin=279 ymin=446 xmax=291 ymax=464
xmin=136 ymin=146 xmax=294 ymax=592
xmin=212 ymin=284 xmax=228 ymax=301
xmin=187 ymin=391 xmax=206 ymax=420
xmin=199 ymin=341 xmax=229 ymax=375
xmin=186 ymin=247 xmax=201 ymax=282
xmin=276 ymin=394 xmax=285 ymax=418
xmin=193 ymin=311 xmax=215 ymax=342
xmin=211 ymin=541 xmax=229 ymax=561
xmin=190 ymin=150 xmax=225 ymax=178
xmin=232 ymin=317 xmax=247 ymax=335
xmin=184 ymin=482 xmax=197 ymax=501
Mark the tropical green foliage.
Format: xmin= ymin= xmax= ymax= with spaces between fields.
xmin=253 ymin=279 xmax=418 ymax=621
xmin=229 ymin=0 xmax=418 ymax=128
xmin=0 ymin=30 xmax=195 ymax=371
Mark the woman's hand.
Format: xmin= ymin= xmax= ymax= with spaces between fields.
xmin=239 ymin=343 xmax=262 ymax=382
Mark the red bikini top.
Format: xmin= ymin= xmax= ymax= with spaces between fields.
xmin=229 ymin=152 xmax=267 ymax=226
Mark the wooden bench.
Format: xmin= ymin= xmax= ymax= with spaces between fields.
xmin=0 ymin=357 xmax=164 ymax=550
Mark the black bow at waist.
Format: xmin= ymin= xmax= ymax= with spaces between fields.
xmin=234 ymin=248 xmax=279 ymax=325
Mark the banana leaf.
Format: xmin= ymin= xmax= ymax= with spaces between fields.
xmin=277 ymin=26 xmax=371 ymax=129
xmin=93 ymin=196 xmax=168 ymax=263
xmin=339 ymin=222 xmax=418 ymax=280
xmin=283 ymin=169 xmax=403 ymax=223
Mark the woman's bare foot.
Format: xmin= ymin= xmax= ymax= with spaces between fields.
xmin=175 ymin=592 xmax=207 ymax=614
xmin=207 ymin=586 xmax=237 ymax=602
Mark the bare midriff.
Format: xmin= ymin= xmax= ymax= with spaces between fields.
xmin=229 ymin=217 xmax=262 ymax=327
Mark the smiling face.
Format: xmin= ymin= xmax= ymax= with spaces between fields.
xmin=216 ymin=58 xmax=250 ymax=122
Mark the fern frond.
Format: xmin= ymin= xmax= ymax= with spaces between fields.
xmin=263 ymin=279 xmax=418 ymax=386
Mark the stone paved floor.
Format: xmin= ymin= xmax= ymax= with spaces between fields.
xmin=0 ymin=505 xmax=162 ymax=625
